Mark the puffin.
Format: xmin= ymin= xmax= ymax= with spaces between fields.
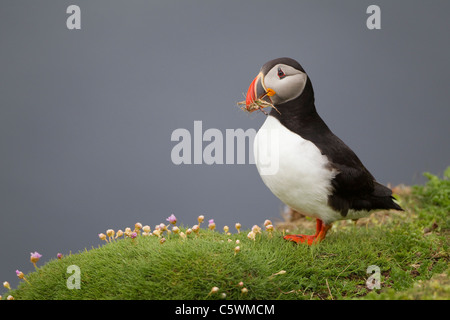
xmin=243 ymin=57 xmax=403 ymax=245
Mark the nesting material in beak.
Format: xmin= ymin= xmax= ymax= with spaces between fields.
xmin=237 ymin=73 xmax=279 ymax=114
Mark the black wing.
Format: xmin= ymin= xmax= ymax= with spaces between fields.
xmin=324 ymin=135 xmax=403 ymax=216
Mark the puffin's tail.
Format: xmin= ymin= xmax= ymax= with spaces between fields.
xmin=388 ymin=197 xmax=404 ymax=211
xmin=372 ymin=182 xmax=404 ymax=211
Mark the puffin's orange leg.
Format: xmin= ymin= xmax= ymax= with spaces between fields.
xmin=284 ymin=219 xmax=331 ymax=245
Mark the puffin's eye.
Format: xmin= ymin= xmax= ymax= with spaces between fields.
xmin=277 ymin=67 xmax=286 ymax=79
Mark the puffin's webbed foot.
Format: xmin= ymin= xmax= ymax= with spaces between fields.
xmin=283 ymin=219 xmax=331 ymax=245
xmin=283 ymin=234 xmax=318 ymax=245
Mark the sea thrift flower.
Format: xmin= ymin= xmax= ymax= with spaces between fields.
xmin=235 ymin=223 xmax=241 ymax=233
xmin=247 ymin=231 xmax=256 ymax=241
xmin=7 ymin=295 xmax=14 ymax=300
xmin=223 ymin=225 xmax=229 ymax=233
xmin=134 ymin=222 xmax=143 ymax=233
xmin=30 ymin=252 xmax=42 ymax=268
xmin=166 ymin=214 xmax=177 ymax=225
xmin=153 ymin=229 xmax=162 ymax=237
xmin=143 ymin=225 xmax=151 ymax=233
xmin=198 ymin=215 xmax=205 ymax=225
xmin=3 ymin=281 xmax=11 ymax=290
xmin=159 ymin=223 xmax=167 ymax=231
xmin=116 ymin=230 xmax=124 ymax=238
xmin=210 ymin=286 xmax=219 ymax=294
xmin=234 ymin=246 xmax=240 ymax=255
xmin=208 ymin=219 xmax=216 ymax=231
xmin=186 ymin=228 xmax=192 ymax=235
xmin=57 ymin=253 xmax=63 ymax=260
xmin=220 ymin=292 xmax=227 ymax=299
xmin=98 ymin=233 xmax=107 ymax=242
xmin=16 ymin=270 xmax=30 ymax=284
xmin=172 ymin=226 xmax=180 ymax=234
xmin=192 ymin=225 xmax=200 ymax=234
xmin=252 ymin=225 xmax=261 ymax=234
xmin=130 ymin=232 xmax=137 ymax=239
xmin=241 ymin=287 xmax=248 ymax=294
xmin=236 ymin=240 xmax=240 ymax=244
xmin=238 ymin=281 xmax=244 ymax=287
xmin=264 ymin=219 xmax=272 ymax=227
xmin=16 ymin=270 xmax=24 ymax=279
xmin=179 ymin=232 xmax=186 ymax=240
xmin=106 ymin=229 xmax=115 ymax=241
xmin=159 ymin=237 xmax=166 ymax=244
xmin=124 ymin=227 xmax=132 ymax=237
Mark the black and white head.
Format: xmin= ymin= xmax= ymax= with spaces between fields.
xmin=245 ymin=57 xmax=311 ymax=111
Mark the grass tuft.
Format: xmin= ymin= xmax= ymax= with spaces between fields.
xmin=3 ymin=168 xmax=449 ymax=300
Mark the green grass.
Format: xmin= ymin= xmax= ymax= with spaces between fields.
xmin=3 ymin=168 xmax=449 ymax=300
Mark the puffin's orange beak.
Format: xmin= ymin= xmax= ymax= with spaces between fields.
xmin=245 ymin=73 xmax=261 ymax=108
xmin=245 ymin=73 xmax=275 ymax=112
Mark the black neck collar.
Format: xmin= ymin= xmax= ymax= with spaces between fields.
xmin=269 ymin=78 xmax=331 ymax=138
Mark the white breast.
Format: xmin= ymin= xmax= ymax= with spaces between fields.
xmin=254 ymin=116 xmax=341 ymax=224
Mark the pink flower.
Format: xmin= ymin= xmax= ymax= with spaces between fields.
xmin=208 ymin=219 xmax=214 ymax=225
xmin=264 ymin=219 xmax=272 ymax=227
xmin=57 ymin=253 xmax=63 ymax=260
xmin=16 ymin=270 xmax=30 ymax=284
xmin=30 ymin=252 xmax=42 ymax=264
xmin=16 ymin=270 xmax=24 ymax=278
xmin=30 ymin=251 xmax=42 ymax=269
xmin=130 ymin=232 xmax=137 ymax=239
xmin=166 ymin=214 xmax=177 ymax=225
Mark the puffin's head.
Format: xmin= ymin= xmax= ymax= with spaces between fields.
xmin=245 ymin=57 xmax=308 ymax=111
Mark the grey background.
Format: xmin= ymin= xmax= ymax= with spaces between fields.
xmin=1 ymin=0 xmax=449 ymax=293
